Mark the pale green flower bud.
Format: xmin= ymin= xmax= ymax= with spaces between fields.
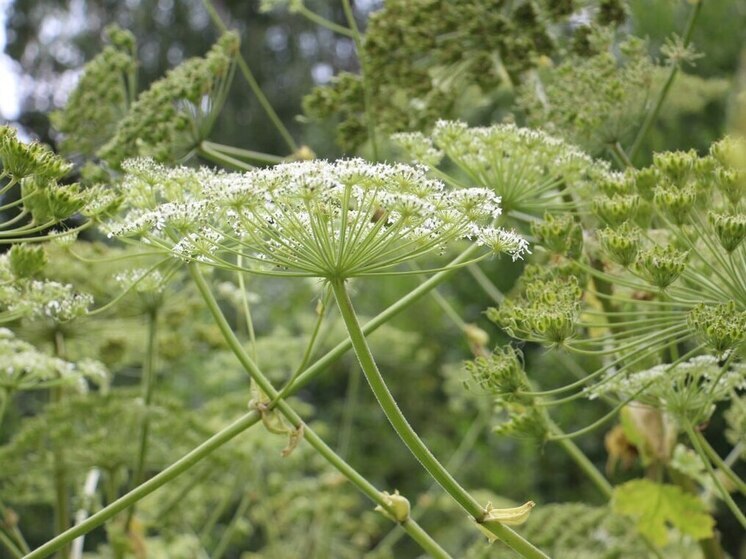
xmin=653 ymin=182 xmax=696 ymax=225
xmin=592 ymin=194 xmax=640 ymax=226
xmin=531 ymin=212 xmax=583 ymax=258
xmin=9 ymin=244 xmax=47 ymax=278
xmin=375 ymin=490 xmax=410 ymax=523
xmin=598 ymin=222 xmax=641 ymax=267
xmin=709 ymin=211 xmax=746 ymax=252
xmin=688 ymin=302 xmax=746 ymax=353
xmin=635 ymin=245 xmax=688 ymax=289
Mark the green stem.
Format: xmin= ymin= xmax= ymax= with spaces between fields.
xmin=202 ymin=140 xmax=285 ymax=164
xmin=24 ymin=245 xmax=481 ymax=559
xmin=201 ymin=0 xmax=298 ymax=152
xmin=24 ymin=411 xmax=263 ymax=559
xmin=627 ymin=0 xmax=704 ymax=161
xmin=0 ymin=530 xmax=23 ymax=559
xmin=297 ymin=5 xmax=355 ymax=37
xmin=126 ymin=307 xmax=160 ymax=528
xmin=0 ymin=389 xmax=9 ymax=434
xmin=610 ymin=142 xmax=633 ymax=169
xmin=374 ymin=410 xmax=489 ymax=553
xmin=190 ymin=264 xmax=452 ymax=559
xmin=549 ymin=423 xmax=613 ymax=499
xmin=51 ymin=333 xmax=70 ymax=559
xmin=467 ymin=263 xmax=504 ymax=303
xmin=197 ymin=143 xmax=254 ymax=171
xmin=329 ymin=278 xmax=549 ymax=559
xmin=340 ymin=0 xmax=378 ymax=159
xmin=694 ymin=430 xmax=746 ymax=495
xmin=0 ymin=501 xmax=29 ymax=555
xmin=684 ymin=422 xmax=746 ymax=530
xmin=211 ymin=490 xmax=252 ymax=559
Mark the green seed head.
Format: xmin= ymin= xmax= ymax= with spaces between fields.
xmin=598 ymin=221 xmax=641 ymax=267
xmin=635 ymin=244 xmax=688 ymax=289
xmin=688 ymin=302 xmax=746 ymax=354
xmin=709 ymin=211 xmax=746 ymax=253
xmin=592 ymin=193 xmax=641 ymax=226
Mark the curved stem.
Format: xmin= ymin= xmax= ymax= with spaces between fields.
xmin=694 ymin=430 xmax=746 ymax=496
xmin=329 ymin=278 xmax=549 ymax=559
xmin=190 ymin=265 xmax=452 ymax=559
xmin=297 ymin=4 xmax=355 ymax=37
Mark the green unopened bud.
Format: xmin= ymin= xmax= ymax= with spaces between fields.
xmin=477 ymin=500 xmax=537 ymax=542
xmin=9 ymin=244 xmax=47 ymax=278
xmin=592 ymin=194 xmax=640 ymax=226
xmin=709 ymin=212 xmax=746 ymax=252
xmin=0 ymin=126 xmax=72 ymax=181
xmin=493 ymin=401 xmax=548 ymax=441
xmin=653 ymin=149 xmax=697 ymax=184
xmin=464 ymin=346 xmax=528 ymax=399
xmin=633 ymin=167 xmax=659 ymax=200
xmin=653 ymin=182 xmax=696 ymax=225
xmin=710 ymin=136 xmax=746 ymax=171
xmin=598 ymin=222 xmax=641 ymax=267
xmin=598 ymin=173 xmax=634 ymax=196
xmin=635 ymin=245 xmax=688 ymax=289
xmin=47 ymin=183 xmax=86 ymax=220
xmin=714 ymin=168 xmax=745 ymax=207
xmin=688 ymin=302 xmax=746 ymax=353
xmin=531 ymin=212 xmax=583 ymax=258
xmin=375 ymin=490 xmax=410 ymax=523
xmin=528 ymin=309 xmax=577 ymax=344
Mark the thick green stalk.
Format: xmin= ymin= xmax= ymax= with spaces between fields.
xmin=627 ymin=0 xmax=704 ymax=161
xmin=126 ymin=308 xmax=160 ymax=527
xmin=290 ymin=244 xmax=481 ymax=392
xmin=0 ymin=389 xmax=9 ymax=434
xmin=25 ymin=246 xmax=479 ymax=559
xmin=329 ymin=278 xmax=549 ymax=559
xmin=190 ymin=265 xmax=452 ymax=559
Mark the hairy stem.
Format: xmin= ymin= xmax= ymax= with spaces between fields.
xmin=329 ymin=277 xmax=549 ymax=559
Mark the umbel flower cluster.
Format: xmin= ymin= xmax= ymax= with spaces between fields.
xmin=393 ymin=119 xmax=613 ymax=215
xmin=107 ymin=158 xmax=528 ymax=279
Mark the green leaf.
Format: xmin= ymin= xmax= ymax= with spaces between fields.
xmin=612 ymin=479 xmax=715 ymax=546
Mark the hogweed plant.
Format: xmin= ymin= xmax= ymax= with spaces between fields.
xmin=1 ymin=0 xmax=745 ymax=558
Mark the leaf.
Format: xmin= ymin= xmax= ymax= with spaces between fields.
xmin=612 ymin=479 xmax=715 ymax=546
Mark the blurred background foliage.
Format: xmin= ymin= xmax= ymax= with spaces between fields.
xmin=2 ymin=0 xmax=746 ymax=557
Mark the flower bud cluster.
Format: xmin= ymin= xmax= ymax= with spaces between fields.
xmin=464 ymin=346 xmax=529 ymax=401
xmin=0 ymin=328 xmax=109 ymax=393
xmin=488 ymin=268 xmax=582 ymax=345
xmin=634 ymin=244 xmax=688 ymax=290
xmin=532 ymin=212 xmax=583 ymax=258
xmin=688 ymin=302 xmax=746 ymax=354
xmin=98 ymin=32 xmax=240 ymax=168
xmin=395 ymin=120 xmax=612 ymax=215
xmin=0 ymin=126 xmax=71 ymax=182
xmin=588 ymin=356 xmax=746 ymax=425
xmin=597 ymin=222 xmax=641 ymax=267
xmin=51 ymin=25 xmax=137 ymax=158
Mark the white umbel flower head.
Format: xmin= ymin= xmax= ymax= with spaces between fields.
xmin=107 ymin=158 xmax=529 ymax=279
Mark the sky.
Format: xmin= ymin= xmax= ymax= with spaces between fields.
xmin=0 ymin=0 xmax=20 ymax=120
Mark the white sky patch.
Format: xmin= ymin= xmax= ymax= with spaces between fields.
xmin=0 ymin=0 xmax=20 ymax=120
